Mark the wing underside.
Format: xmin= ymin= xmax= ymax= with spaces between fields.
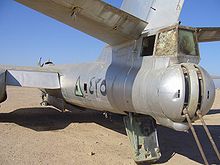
xmin=15 ymin=0 xmax=147 ymax=45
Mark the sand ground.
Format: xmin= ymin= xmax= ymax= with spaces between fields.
xmin=0 ymin=86 xmax=219 ymax=165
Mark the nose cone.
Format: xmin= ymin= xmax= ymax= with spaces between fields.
xmin=159 ymin=64 xmax=215 ymax=122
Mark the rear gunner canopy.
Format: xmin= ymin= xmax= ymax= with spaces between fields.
xmin=155 ymin=26 xmax=199 ymax=57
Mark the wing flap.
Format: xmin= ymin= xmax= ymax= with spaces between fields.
xmin=6 ymin=70 xmax=60 ymax=89
xmin=196 ymin=27 xmax=220 ymax=42
xmin=16 ymin=0 xmax=147 ymax=45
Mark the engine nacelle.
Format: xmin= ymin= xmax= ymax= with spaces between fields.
xmin=0 ymin=69 xmax=7 ymax=103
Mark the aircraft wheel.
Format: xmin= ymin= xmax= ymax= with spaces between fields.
xmin=40 ymin=101 xmax=48 ymax=106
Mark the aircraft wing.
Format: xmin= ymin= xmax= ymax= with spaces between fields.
xmin=196 ymin=27 xmax=220 ymax=42
xmin=121 ymin=0 xmax=184 ymax=30
xmin=15 ymin=0 xmax=147 ymax=46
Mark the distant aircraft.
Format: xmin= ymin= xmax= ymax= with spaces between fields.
xmin=1 ymin=0 xmax=220 ymax=164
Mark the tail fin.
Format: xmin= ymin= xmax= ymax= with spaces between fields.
xmin=121 ymin=0 xmax=184 ymax=30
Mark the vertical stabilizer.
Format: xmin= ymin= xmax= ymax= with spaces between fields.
xmin=121 ymin=0 xmax=184 ymax=30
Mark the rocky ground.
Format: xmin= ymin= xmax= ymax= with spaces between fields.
xmin=0 ymin=86 xmax=219 ymax=165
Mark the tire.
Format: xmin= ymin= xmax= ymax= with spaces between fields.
xmin=41 ymin=101 xmax=48 ymax=106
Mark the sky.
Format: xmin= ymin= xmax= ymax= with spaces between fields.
xmin=0 ymin=0 xmax=220 ymax=86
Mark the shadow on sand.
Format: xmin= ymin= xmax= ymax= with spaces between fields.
xmin=207 ymin=109 xmax=220 ymax=115
xmin=0 ymin=107 xmax=126 ymax=133
xmin=0 ymin=107 xmax=219 ymax=164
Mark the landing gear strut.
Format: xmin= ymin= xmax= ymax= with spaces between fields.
xmin=123 ymin=113 xmax=161 ymax=163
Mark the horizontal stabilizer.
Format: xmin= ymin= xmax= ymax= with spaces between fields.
xmin=16 ymin=0 xmax=147 ymax=45
xmin=6 ymin=70 xmax=60 ymax=89
xmin=196 ymin=27 xmax=220 ymax=42
xmin=211 ymin=75 xmax=220 ymax=79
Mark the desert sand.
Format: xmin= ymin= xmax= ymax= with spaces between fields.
xmin=0 ymin=86 xmax=219 ymax=165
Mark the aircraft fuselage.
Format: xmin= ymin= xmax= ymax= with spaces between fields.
xmin=44 ymin=25 xmax=215 ymax=132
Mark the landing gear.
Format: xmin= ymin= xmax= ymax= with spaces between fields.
xmin=123 ymin=113 xmax=161 ymax=163
xmin=40 ymin=92 xmax=49 ymax=106
xmin=40 ymin=101 xmax=48 ymax=106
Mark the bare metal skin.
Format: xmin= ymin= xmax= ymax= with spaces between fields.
xmin=1 ymin=0 xmax=220 ymax=163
